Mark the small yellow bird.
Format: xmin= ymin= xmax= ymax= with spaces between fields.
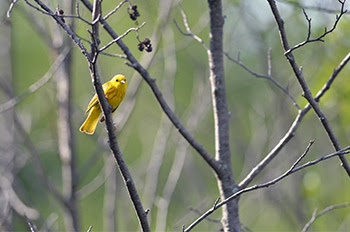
xmin=79 ymin=74 xmax=127 ymax=135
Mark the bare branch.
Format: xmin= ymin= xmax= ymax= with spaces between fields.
xmin=0 ymin=47 xmax=71 ymax=113
xmin=87 ymin=225 xmax=93 ymax=232
xmin=239 ymin=50 xmax=350 ymax=188
xmin=267 ymin=0 xmax=350 ymax=176
xmin=7 ymin=0 xmax=19 ymax=18
xmin=224 ymin=51 xmax=300 ymax=110
xmin=99 ymin=22 xmax=146 ymax=53
xmin=302 ymin=202 xmax=350 ymax=232
xmin=24 ymin=215 xmax=38 ymax=232
xmin=0 ymin=81 xmax=68 ymax=209
xmin=103 ymin=0 xmax=128 ymax=20
xmin=100 ymin=51 xmax=127 ymax=59
xmin=77 ymin=156 xmax=113 ymax=199
xmin=175 ymin=4 xmax=209 ymax=52
xmin=0 ymin=176 xmax=39 ymax=220
xmin=25 ymin=0 xmax=150 ymax=230
xmin=88 ymin=1 xmax=150 ymax=230
xmin=267 ymin=48 xmax=272 ymax=77
xmin=185 ymin=142 xmax=350 ymax=232
xmin=80 ymin=0 xmax=220 ymax=174
xmin=285 ymin=0 xmax=347 ymax=55
xmin=24 ymin=0 xmax=91 ymax=25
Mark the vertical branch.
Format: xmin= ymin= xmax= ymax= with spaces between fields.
xmin=267 ymin=0 xmax=350 ymax=176
xmin=80 ymin=0 xmax=220 ymax=174
xmin=53 ymin=1 xmax=79 ymax=230
xmin=207 ymin=0 xmax=240 ymax=231
xmin=88 ymin=1 xmax=150 ymax=231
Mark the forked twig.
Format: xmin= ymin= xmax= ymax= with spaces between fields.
xmin=184 ymin=142 xmax=350 ymax=232
xmin=224 ymin=51 xmax=300 ymax=110
xmin=285 ymin=0 xmax=348 ymax=55
xmin=302 ymin=202 xmax=350 ymax=232
xmin=267 ymin=0 xmax=350 ymax=176
xmin=175 ymin=4 xmax=210 ymax=52
xmin=99 ymin=22 xmax=146 ymax=53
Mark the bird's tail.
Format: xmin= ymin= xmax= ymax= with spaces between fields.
xmin=79 ymin=107 xmax=101 ymax=135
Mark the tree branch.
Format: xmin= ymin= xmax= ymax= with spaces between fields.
xmin=175 ymin=4 xmax=210 ymax=52
xmin=239 ymin=50 xmax=350 ymax=188
xmin=224 ymin=51 xmax=300 ymax=110
xmin=302 ymin=202 xmax=350 ymax=232
xmin=28 ymin=0 xmax=151 ymax=230
xmin=0 ymin=47 xmax=71 ymax=113
xmin=284 ymin=0 xmax=347 ymax=55
xmin=184 ymin=142 xmax=350 ymax=231
xmin=267 ymin=0 xmax=350 ymax=177
xmin=80 ymin=0 xmax=220 ymax=174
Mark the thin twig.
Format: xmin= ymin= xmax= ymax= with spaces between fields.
xmin=224 ymin=51 xmax=300 ymax=110
xmin=302 ymin=202 xmax=350 ymax=232
xmin=0 ymin=47 xmax=71 ymax=113
xmin=267 ymin=0 xmax=350 ymax=176
xmin=80 ymin=0 xmax=220 ymax=174
xmin=7 ymin=0 xmax=19 ymax=18
xmin=239 ymin=50 xmax=350 ymax=189
xmin=0 ymin=176 xmax=39 ymax=219
xmin=76 ymin=156 xmax=113 ymax=199
xmin=87 ymin=225 xmax=93 ymax=232
xmin=103 ymin=0 xmax=128 ymax=20
xmin=100 ymin=51 xmax=127 ymax=59
xmin=285 ymin=0 xmax=347 ymax=55
xmin=99 ymin=22 xmax=146 ymax=53
xmin=24 ymin=215 xmax=38 ymax=232
xmin=24 ymin=0 xmax=91 ymax=25
xmin=89 ymin=1 xmax=150 ymax=231
xmin=184 ymin=143 xmax=350 ymax=232
xmin=0 ymin=82 xmax=68 ymax=210
xmin=175 ymin=4 xmax=209 ymax=52
xmin=25 ymin=0 xmax=150 ymax=231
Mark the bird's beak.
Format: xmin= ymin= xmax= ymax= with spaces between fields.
xmin=120 ymin=80 xmax=126 ymax=84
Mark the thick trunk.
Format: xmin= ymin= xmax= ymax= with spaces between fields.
xmin=207 ymin=0 xmax=240 ymax=231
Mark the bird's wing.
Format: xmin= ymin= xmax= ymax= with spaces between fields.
xmin=84 ymin=81 xmax=111 ymax=115
xmin=85 ymin=94 xmax=98 ymax=115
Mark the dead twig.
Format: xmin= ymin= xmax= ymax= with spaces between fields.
xmin=285 ymin=0 xmax=348 ymax=55
xmin=185 ymin=142 xmax=350 ymax=232
xmin=302 ymin=202 xmax=350 ymax=232
xmin=224 ymin=51 xmax=300 ymax=110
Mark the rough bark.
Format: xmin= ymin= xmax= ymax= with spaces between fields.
xmin=207 ymin=0 xmax=240 ymax=231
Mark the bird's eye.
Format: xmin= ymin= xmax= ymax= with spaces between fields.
xmin=116 ymin=79 xmax=119 ymax=82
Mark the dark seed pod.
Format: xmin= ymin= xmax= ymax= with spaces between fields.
xmin=133 ymin=9 xmax=140 ymax=17
xmin=143 ymin=38 xmax=151 ymax=45
xmin=145 ymin=44 xmax=152 ymax=52
xmin=129 ymin=13 xmax=137 ymax=21
xmin=138 ymin=42 xmax=144 ymax=51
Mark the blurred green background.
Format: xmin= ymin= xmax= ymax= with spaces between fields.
xmin=1 ymin=0 xmax=350 ymax=231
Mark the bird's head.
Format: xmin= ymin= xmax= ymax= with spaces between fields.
xmin=112 ymin=74 xmax=126 ymax=84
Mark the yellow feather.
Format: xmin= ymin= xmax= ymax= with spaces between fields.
xmin=79 ymin=74 xmax=127 ymax=135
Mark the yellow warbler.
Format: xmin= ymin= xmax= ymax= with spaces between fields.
xmin=79 ymin=74 xmax=127 ymax=135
